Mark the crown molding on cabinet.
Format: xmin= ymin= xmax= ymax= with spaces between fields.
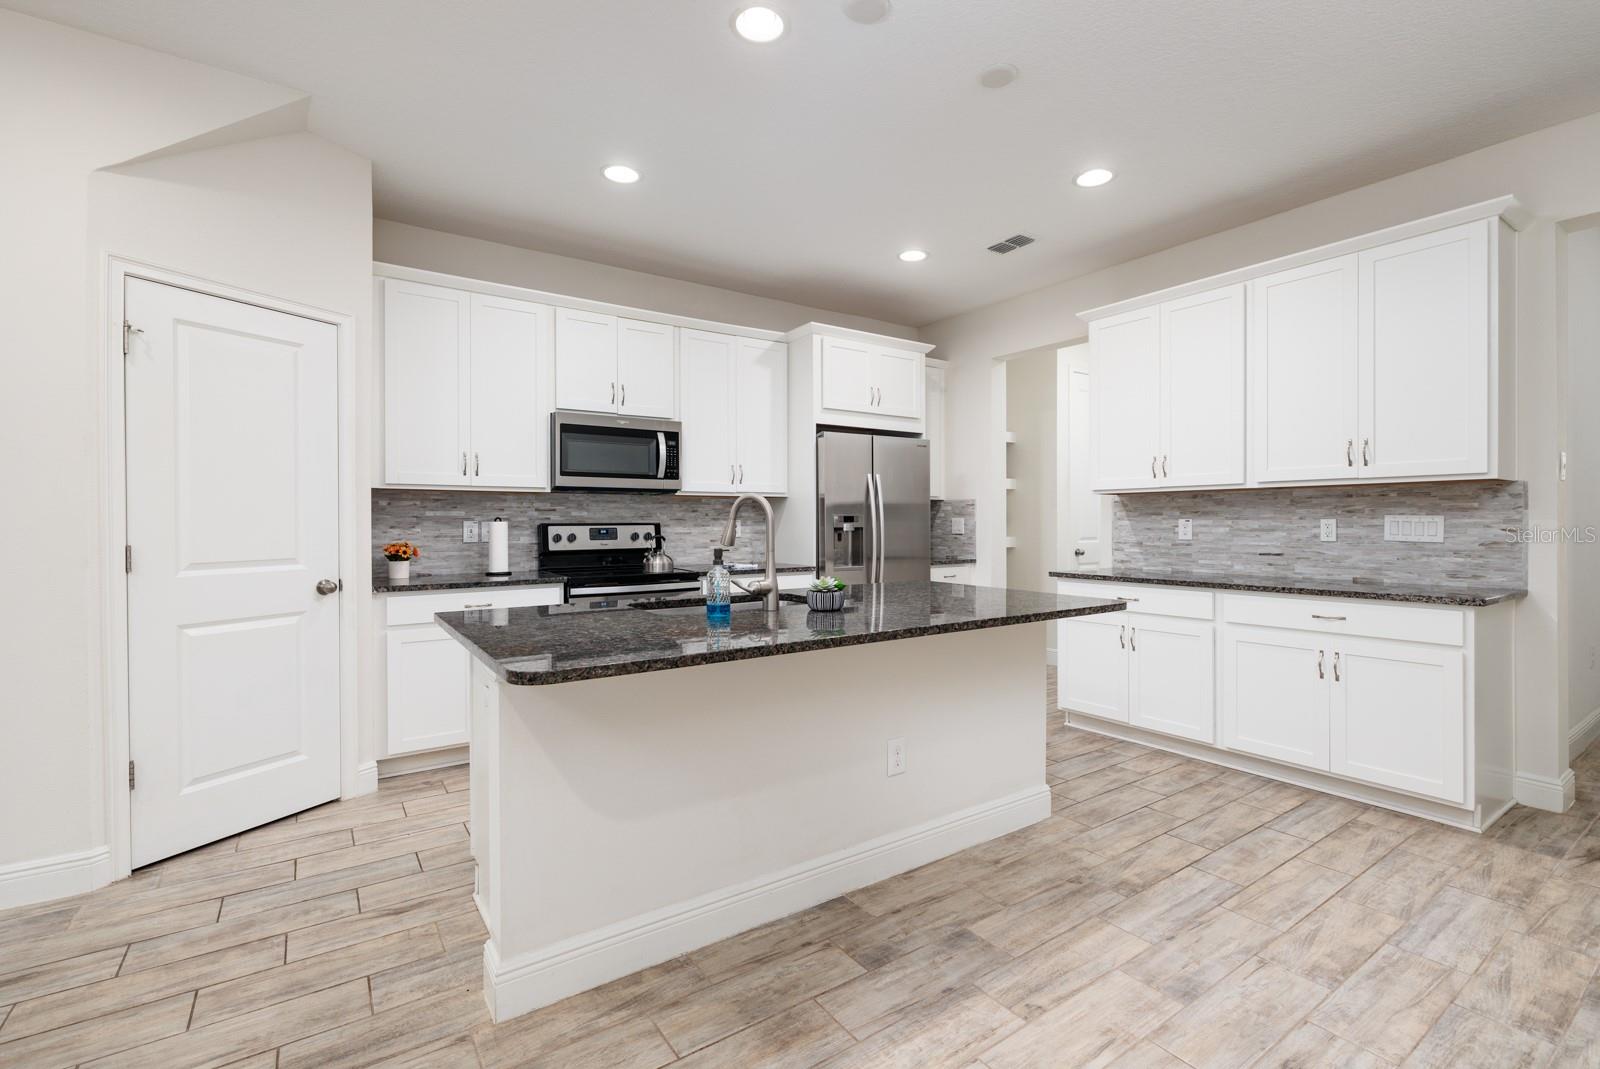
xmin=784 ymin=320 xmax=935 ymax=353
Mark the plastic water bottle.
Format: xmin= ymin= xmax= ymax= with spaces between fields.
xmin=705 ymin=548 xmax=732 ymax=626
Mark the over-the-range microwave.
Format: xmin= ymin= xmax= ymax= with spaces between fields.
xmin=551 ymin=411 xmax=681 ymax=492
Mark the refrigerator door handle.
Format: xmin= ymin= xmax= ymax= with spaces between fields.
xmin=873 ymin=472 xmax=887 ymax=582
xmin=864 ymin=474 xmax=878 ymax=582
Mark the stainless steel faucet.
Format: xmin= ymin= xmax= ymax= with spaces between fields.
xmin=719 ymin=494 xmax=780 ymax=614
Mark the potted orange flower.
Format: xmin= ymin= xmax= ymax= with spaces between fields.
xmin=383 ymin=541 xmax=420 ymax=581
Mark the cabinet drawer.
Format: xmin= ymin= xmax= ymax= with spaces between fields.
xmin=1056 ymin=580 xmax=1213 ymax=620
xmin=1221 ymin=593 xmax=1463 ymax=647
xmin=385 ymin=584 xmax=563 ymax=626
xmin=931 ymin=564 xmax=975 ymax=585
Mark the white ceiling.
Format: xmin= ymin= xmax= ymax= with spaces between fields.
xmin=16 ymin=0 xmax=1600 ymax=325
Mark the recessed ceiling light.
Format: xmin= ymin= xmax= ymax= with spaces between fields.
xmin=603 ymin=164 xmax=640 ymax=184
xmin=1075 ymin=168 xmax=1115 ymax=188
xmin=842 ymin=0 xmax=891 ymax=24
xmin=898 ymin=249 xmax=927 ymax=263
xmin=733 ymin=6 xmax=785 ymax=42
xmin=979 ymin=64 xmax=1018 ymax=89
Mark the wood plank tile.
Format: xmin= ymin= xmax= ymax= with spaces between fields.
xmin=980 ymin=844 xmax=1111 ymax=908
xmin=294 ymin=825 xmax=468 ymax=881
xmin=1049 ymin=749 xmax=1138 ymax=781
xmin=72 ymin=863 xmax=296 ymax=928
xmin=975 ymin=917 xmax=1149 ymax=1019
xmin=845 ymin=855 xmax=988 ymax=917
xmin=688 ymin=897 xmax=872 ymax=981
xmin=0 ymin=990 xmax=193 ymax=1068
xmin=1 ymin=935 xmax=282 ymax=1041
xmin=654 ymin=947 xmax=863 ymax=1055
xmin=0 ymin=947 xmax=127 ymax=1006
xmin=4 ymin=899 xmax=221 ymax=974
xmin=814 ymin=929 xmax=1007 ymax=1040
xmin=1073 ymin=809 xmax=1188 ymax=860
xmin=1225 ymin=858 xmax=1351 ymax=932
xmin=1235 ymin=781 xmax=1317 ymax=817
xmin=968 ymin=880 xmax=1123 ymax=956
xmin=1260 ymin=896 xmax=1403 ymax=988
xmin=0 ymin=906 xmax=78 ymax=945
xmin=1090 ymin=835 xmax=1211 ymax=895
xmin=1121 ymin=907 xmax=1277 ymax=1005
xmin=403 ymin=793 xmax=472 ymax=819
xmin=1399 ymin=1003 xmax=1554 ymax=1068
xmin=1391 ymin=886 xmax=1518 ymax=972
xmin=502 ymin=1015 xmax=673 ymax=1069
xmin=1267 ymin=796 xmax=1363 ymax=842
xmin=671 ymin=1000 xmax=851 ymax=1069
xmin=978 ymin=969 xmax=1181 ymax=1069
xmin=1150 ymin=957 xmax=1329 ymax=1069
xmin=1193 ymin=828 xmax=1309 ymax=886
xmin=1552 ymin=976 xmax=1600 ymax=1068
xmin=122 ymin=892 xmax=357 ymax=975
xmin=1103 ymin=868 xmax=1241 ymax=943
xmin=276 ymin=989 xmax=488 ymax=1069
xmin=1297 ymin=820 xmax=1410 ymax=876
xmin=1518 ymin=877 xmax=1600 ymax=957
xmin=286 ymin=886 xmax=474 ymax=962
xmin=1045 ymin=730 xmax=1118 ymax=763
xmin=1454 ymin=930 xmax=1598 ymax=1042
xmin=1448 ymin=841 xmax=1556 ymax=908
xmin=192 ymin=924 xmax=442 ymax=1028
xmin=219 ymin=855 xmax=420 ymax=921
xmin=1339 ymin=848 xmax=1457 ymax=921
xmin=1057 ymin=785 xmax=1165 ymax=828
xmin=1308 ymin=943 xmax=1468 ymax=1064
xmin=1148 ymin=778 xmax=1257 ymax=821
xmin=155 ymin=828 xmax=354 ymax=886
xmin=1254 ymin=1022 xmax=1391 ymax=1069
xmin=1099 ymin=1040 xmax=1192 ymax=1068
xmin=829 ymin=888 xmax=999 ymax=971
xmin=435 ymin=909 xmax=486 ymax=952
xmin=1132 ymin=761 xmax=1224 ymax=797
xmin=1483 ymin=806 xmax=1593 ymax=860
xmin=1397 ymin=825 xmax=1486 ymax=868
xmin=359 ymin=862 xmax=476 ymax=914
xmin=1051 ymin=765 xmax=1149 ymax=805
xmin=418 ymin=842 xmax=474 ymax=871
xmin=351 ymin=809 xmax=474 ymax=847
xmin=1350 ymin=806 xmax=1429 ymax=835
xmin=370 ymin=944 xmax=482 ymax=1014
xmin=239 ymin=804 xmax=409 ymax=851
xmin=814 ymin=987 xmax=1020 ymax=1069
xmin=1169 ymin=800 xmax=1274 ymax=850
xmin=1117 ymin=751 xmax=1186 ymax=776
xmin=373 ymin=1034 xmax=481 ymax=1069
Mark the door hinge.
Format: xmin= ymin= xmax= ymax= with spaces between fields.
xmin=122 ymin=320 xmax=143 ymax=357
xmin=128 ymin=760 xmax=136 ymax=790
xmin=125 ymin=545 xmax=133 ymax=573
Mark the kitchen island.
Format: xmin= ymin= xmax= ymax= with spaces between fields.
xmin=437 ymin=580 xmax=1125 ymax=1021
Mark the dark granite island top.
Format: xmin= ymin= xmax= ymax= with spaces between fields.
xmin=436 ymin=581 xmax=1126 ymax=685
xmin=1050 ymin=570 xmax=1527 ymax=607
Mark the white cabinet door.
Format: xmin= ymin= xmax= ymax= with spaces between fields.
xmin=1331 ymin=637 xmax=1465 ymax=802
xmin=735 ymin=338 xmax=788 ymax=493
xmin=873 ymin=347 xmax=922 ymax=418
xmin=1358 ymin=220 xmax=1490 ymax=479
xmin=679 ymin=329 xmax=738 ymax=493
xmin=1090 ymin=307 xmax=1161 ymax=490
xmin=926 ymin=364 xmax=947 ymax=499
xmin=384 ymin=280 xmax=470 ymax=485
xmin=1221 ymin=625 xmax=1330 ymax=770
xmin=1060 ymin=616 xmax=1131 ymax=722
xmin=1250 ymin=256 xmax=1360 ymax=483
xmin=617 ymin=318 xmax=676 ymax=418
xmin=469 ymin=294 xmax=548 ymax=488
xmin=1129 ymin=616 xmax=1215 ymax=743
xmin=385 ymin=624 xmax=470 ymax=755
xmin=555 ymin=307 xmax=619 ymax=412
xmin=820 ymin=336 xmax=875 ymax=415
xmin=1160 ymin=284 xmax=1244 ymax=487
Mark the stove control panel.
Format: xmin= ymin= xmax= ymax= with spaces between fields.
xmin=539 ymin=522 xmax=660 ymax=553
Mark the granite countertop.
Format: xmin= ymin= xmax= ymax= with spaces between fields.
xmin=932 ymin=557 xmax=978 ymax=567
xmin=1048 ymin=570 xmax=1526 ymax=607
xmin=435 ymin=580 xmax=1126 ymax=685
xmin=373 ymin=570 xmax=566 ymax=594
xmin=679 ymin=560 xmax=816 ymax=576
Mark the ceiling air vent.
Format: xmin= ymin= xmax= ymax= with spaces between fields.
xmin=987 ymin=234 xmax=1036 ymax=254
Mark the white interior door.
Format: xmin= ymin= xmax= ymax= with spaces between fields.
xmin=125 ymin=277 xmax=341 ymax=868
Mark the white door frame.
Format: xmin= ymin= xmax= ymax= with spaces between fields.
xmin=100 ymin=256 xmax=362 ymax=881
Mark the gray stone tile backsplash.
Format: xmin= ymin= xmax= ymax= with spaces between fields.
xmin=1111 ymin=480 xmax=1527 ymax=588
xmin=931 ymin=499 xmax=977 ymax=561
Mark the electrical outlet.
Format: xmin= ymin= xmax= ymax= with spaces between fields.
xmin=952 ymin=516 xmax=966 ymax=535
xmin=886 ymin=737 xmax=906 ymax=777
xmin=1320 ymin=518 xmax=1337 ymax=542
xmin=462 ymin=520 xmax=479 ymax=543
xmin=1176 ymin=519 xmax=1193 ymax=542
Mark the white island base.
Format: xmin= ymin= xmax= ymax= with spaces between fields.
xmin=467 ymin=623 xmax=1050 ymax=1022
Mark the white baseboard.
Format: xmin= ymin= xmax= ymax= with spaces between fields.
xmin=0 ymin=846 xmax=112 ymax=910
xmin=1572 ymin=706 xmax=1600 ymax=763
xmin=348 ymin=761 xmax=379 ymax=799
xmin=1514 ymin=769 xmax=1576 ymax=813
xmin=378 ymin=746 xmax=469 ymax=779
xmin=484 ymin=784 xmax=1050 ymax=1022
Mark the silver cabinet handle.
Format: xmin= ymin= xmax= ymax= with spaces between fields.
xmin=1151 ymin=456 xmax=1157 ymax=478
xmin=868 ymin=386 xmax=875 ymax=406
xmin=1361 ymin=438 xmax=1370 ymax=465
xmin=1129 ymin=627 xmax=1137 ymax=652
xmin=1161 ymin=455 xmax=1168 ymax=478
xmin=1119 ymin=625 xmax=1125 ymax=649
xmin=1317 ymin=650 xmax=1324 ymax=679
xmin=621 ymin=383 xmax=626 ymax=407
xmin=1114 ymin=593 xmax=1140 ymax=602
xmin=316 ymin=578 xmax=339 ymax=596
xmin=738 ymin=464 xmax=744 ymax=484
xmin=474 ymin=453 xmax=480 ymax=477
xmin=1311 ymin=614 xmax=1347 ymax=621
xmin=463 ymin=602 xmax=493 ymax=609
xmin=731 ymin=464 xmax=736 ymax=485
xmin=611 ymin=382 xmax=616 ymax=405
xmin=1346 ymin=439 xmax=1354 ymax=467
xmin=461 ymin=452 xmax=468 ymax=476
xmin=1333 ymin=652 xmax=1341 ymax=682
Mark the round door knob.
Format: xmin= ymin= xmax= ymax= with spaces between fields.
xmin=316 ymin=579 xmax=339 ymax=595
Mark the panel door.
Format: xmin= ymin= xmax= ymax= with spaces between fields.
xmin=926 ymin=364 xmax=947 ymax=499
xmin=872 ymin=346 xmax=922 ymax=418
xmin=617 ymin=318 xmax=677 ymax=418
xmin=1160 ymin=284 xmax=1245 ymax=487
xmin=734 ymin=338 xmax=788 ymax=493
xmin=820 ymin=336 xmax=876 ymax=415
xmin=385 ymin=625 xmax=470 ymax=755
xmin=1089 ymin=307 xmax=1161 ymax=489
xmin=1249 ymin=256 xmax=1360 ymax=483
xmin=384 ymin=279 xmax=470 ymax=485
xmin=1221 ymin=625 xmax=1330 ymax=770
xmin=1331 ymin=637 xmax=1465 ymax=802
xmin=554 ymin=307 xmax=619 ymax=412
xmin=1358 ymin=220 xmax=1490 ymax=479
xmin=1060 ymin=616 xmax=1131 ymax=722
xmin=469 ymin=293 xmax=548 ymax=488
xmin=678 ymin=328 xmax=738 ymax=493
xmin=1128 ymin=616 xmax=1215 ymax=743
xmin=125 ymin=278 xmax=340 ymax=867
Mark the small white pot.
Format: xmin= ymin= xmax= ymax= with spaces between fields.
xmin=387 ymin=559 xmax=411 ymax=581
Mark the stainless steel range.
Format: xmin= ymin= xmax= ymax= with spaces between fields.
xmin=536 ymin=522 xmax=703 ymax=609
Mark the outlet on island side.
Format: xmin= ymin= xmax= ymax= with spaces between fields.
xmin=887 ymin=737 xmax=907 ymax=777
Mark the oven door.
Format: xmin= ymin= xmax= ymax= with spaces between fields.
xmin=552 ymin=412 xmax=681 ymax=491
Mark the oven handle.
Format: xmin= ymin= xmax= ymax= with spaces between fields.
xmin=657 ymin=432 xmax=667 ymax=479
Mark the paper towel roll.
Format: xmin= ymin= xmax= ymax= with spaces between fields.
xmin=486 ymin=518 xmax=510 ymax=576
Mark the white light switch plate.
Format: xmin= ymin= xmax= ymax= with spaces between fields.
xmin=1319 ymin=519 xmax=1337 ymax=542
xmin=952 ymin=517 xmax=966 ymax=534
xmin=1384 ymin=515 xmax=1445 ymax=543
xmin=1176 ymin=519 xmax=1193 ymax=541
xmin=462 ymin=520 xmax=479 ymax=543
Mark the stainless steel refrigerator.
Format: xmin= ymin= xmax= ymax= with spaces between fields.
xmin=817 ymin=431 xmax=930 ymax=584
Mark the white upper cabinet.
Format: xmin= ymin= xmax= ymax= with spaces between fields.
xmin=873 ymin=347 xmax=922 ymax=418
xmin=809 ymin=331 xmax=927 ymax=431
xmin=1250 ymin=256 xmax=1359 ymax=483
xmin=1089 ymin=306 xmax=1162 ymax=489
xmin=384 ymin=280 xmax=549 ymax=489
xmin=1160 ymin=284 xmax=1245 ymax=487
xmin=819 ymin=337 xmax=875 ymax=415
xmin=733 ymin=337 xmax=788 ymax=493
xmin=679 ymin=329 xmax=788 ymax=495
xmin=926 ymin=363 xmax=947 ymax=500
xmin=384 ymin=280 xmax=470 ymax=486
xmin=554 ymin=308 xmax=619 ymax=413
xmin=1358 ymin=220 xmax=1490 ymax=480
xmin=617 ymin=318 xmax=677 ymax=417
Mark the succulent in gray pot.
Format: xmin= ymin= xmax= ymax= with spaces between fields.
xmin=806 ymin=576 xmax=847 ymax=612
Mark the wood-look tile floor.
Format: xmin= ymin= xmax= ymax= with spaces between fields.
xmin=7 ymin=671 xmax=1600 ymax=1067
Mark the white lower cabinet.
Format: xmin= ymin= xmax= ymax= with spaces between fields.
xmin=1060 ymin=614 xmax=1132 ymax=723
xmin=1331 ymin=636 xmax=1464 ymax=803
xmin=1220 ymin=625 xmax=1331 ymax=770
xmin=1060 ymin=608 xmax=1215 ymax=743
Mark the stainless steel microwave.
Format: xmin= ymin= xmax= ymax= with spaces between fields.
xmin=551 ymin=412 xmax=681 ymax=491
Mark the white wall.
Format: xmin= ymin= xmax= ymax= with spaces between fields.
xmin=375 ymin=220 xmax=917 ymax=339
xmin=923 ymin=108 xmax=1600 ymax=807
xmin=1004 ymin=348 xmax=1057 ymax=594
xmin=1568 ymin=226 xmax=1600 ymax=752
